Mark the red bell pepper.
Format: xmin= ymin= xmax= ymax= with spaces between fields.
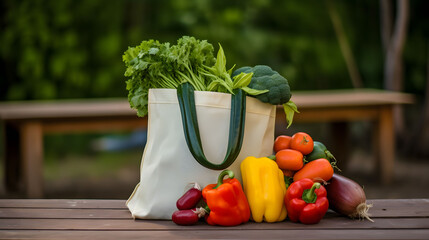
xmin=285 ymin=178 xmax=329 ymax=224
xmin=202 ymin=169 xmax=250 ymax=226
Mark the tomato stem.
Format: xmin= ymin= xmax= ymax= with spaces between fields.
xmin=301 ymin=136 xmax=309 ymax=145
xmin=303 ymin=156 xmax=309 ymax=164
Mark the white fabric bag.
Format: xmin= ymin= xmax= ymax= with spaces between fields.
xmin=126 ymin=88 xmax=276 ymax=219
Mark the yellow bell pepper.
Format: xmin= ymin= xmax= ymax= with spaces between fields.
xmin=240 ymin=156 xmax=287 ymax=222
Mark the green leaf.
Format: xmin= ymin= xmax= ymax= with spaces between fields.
xmin=134 ymin=60 xmax=149 ymax=71
xmin=216 ymin=78 xmax=234 ymax=94
xmin=207 ymin=81 xmax=220 ymax=92
xmin=148 ymin=47 xmax=159 ymax=55
xmin=232 ymin=72 xmax=253 ymax=89
xmin=214 ymin=44 xmax=227 ymax=74
xmin=283 ymin=100 xmax=299 ymax=128
xmin=241 ymin=86 xmax=269 ymax=96
xmin=123 ymin=47 xmax=139 ymax=63
xmin=227 ymin=64 xmax=236 ymax=75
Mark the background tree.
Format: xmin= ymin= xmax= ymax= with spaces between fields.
xmin=326 ymin=0 xmax=363 ymax=88
xmin=380 ymin=0 xmax=409 ymax=136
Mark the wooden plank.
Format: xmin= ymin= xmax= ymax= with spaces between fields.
xmin=377 ymin=107 xmax=395 ymax=185
xmin=1 ymin=199 xmax=428 ymax=217
xmin=0 ymin=199 xmax=127 ymax=209
xmin=0 ymin=202 xmax=427 ymax=219
xmin=0 ymin=99 xmax=136 ymax=120
xmin=367 ymin=199 xmax=429 ymax=217
xmin=0 ymin=208 xmax=132 ymax=219
xmin=277 ymin=106 xmax=380 ymax=123
xmin=42 ymin=117 xmax=147 ymax=134
xmin=0 ymin=209 xmax=332 ymax=220
xmin=290 ymin=89 xmax=415 ymax=108
xmin=1 ymin=229 xmax=428 ymax=240
xmin=0 ymin=90 xmax=415 ymax=121
xmin=1 ymin=217 xmax=428 ymax=231
xmin=19 ymin=122 xmax=44 ymax=198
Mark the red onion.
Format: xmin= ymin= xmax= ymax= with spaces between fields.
xmin=325 ymin=174 xmax=373 ymax=222
xmin=172 ymin=208 xmax=206 ymax=225
xmin=176 ymin=183 xmax=202 ymax=210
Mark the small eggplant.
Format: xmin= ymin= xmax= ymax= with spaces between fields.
xmin=176 ymin=183 xmax=202 ymax=210
xmin=172 ymin=208 xmax=206 ymax=226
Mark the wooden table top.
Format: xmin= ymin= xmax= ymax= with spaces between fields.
xmin=0 ymin=199 xmax=428 ymax=240
xmin=0 ymin=89 xmax=414 ymax=120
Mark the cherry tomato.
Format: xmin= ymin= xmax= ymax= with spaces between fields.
xmin=273 ymin=135 xmax=292 ymax=153
xmin=290 ymin=132 xmax=314 ymax=155
xmin=275 ymin=149 xmax=304 ymax=171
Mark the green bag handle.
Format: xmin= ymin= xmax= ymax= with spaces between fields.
xmin=177 ymin=82 xmax=246 ymax=170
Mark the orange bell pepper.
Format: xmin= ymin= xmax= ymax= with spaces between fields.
xmin=202 ymin=170 xmax=250 ymax=226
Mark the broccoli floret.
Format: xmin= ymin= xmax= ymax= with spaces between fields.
xmin=233 ymin=65 xmax=298 ymax=128
xmin=234 ymin=66 xmax=252 ymax=74
xmin=232 ymin=65 xmax=291 ymax=105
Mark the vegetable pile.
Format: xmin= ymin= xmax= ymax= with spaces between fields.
xmin=272 ymin=131 xmax=373 ymax=223
xmin=171 ymin=131 xmax=373 ymax=226
xmin=123 ymin=36 xmax=373 ymax=226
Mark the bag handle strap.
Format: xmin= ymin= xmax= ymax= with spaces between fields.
xmin=177 ymin=83 xmax=246 ymax=170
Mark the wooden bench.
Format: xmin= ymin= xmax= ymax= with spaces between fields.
xmin=0 ymin=89 xmax=414 ymax=198
xmin=0 ymin=198 xmax=428 ymax=239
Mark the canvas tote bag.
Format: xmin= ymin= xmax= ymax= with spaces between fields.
xmin=127 ymin=86 xmax=276 ymax=219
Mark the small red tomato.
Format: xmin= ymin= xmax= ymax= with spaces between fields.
xmin=275 ymin=149 xmax=304 ymax=171
xmin=274 ymin=135 xmax=292 ymax=153
xmin=290 ymin=132 xmax=314 ymax=155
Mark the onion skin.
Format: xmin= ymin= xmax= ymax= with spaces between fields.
xmin=325 ymin=174 xmax=373 ymax=222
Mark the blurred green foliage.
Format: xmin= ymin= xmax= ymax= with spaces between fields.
xmin=1 ymin=0 xmax=127 ymax=100
xmin=1 ymin=0 xmax=428 ymax=101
